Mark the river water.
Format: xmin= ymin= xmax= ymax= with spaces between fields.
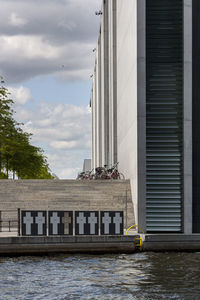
xmin=0 ymin=252 xmax=199 ymax=300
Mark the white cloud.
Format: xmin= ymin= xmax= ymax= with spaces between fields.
xmin=9 ymin=86 xmax=32 ymax=105
xmin=50 ymin=141 xmax=78 ymax=150
xmin=9 ymin=12 xmax=27 ymax=27
xmin=0 ymin=35 xmax=59 ymax=59
xmin=0 ymin=0 xmax=101 ymax=83
xmin=14 ymin=101 xmax=92 ymax=178
xmin=59 ymin=168 xmax=81 ymax=179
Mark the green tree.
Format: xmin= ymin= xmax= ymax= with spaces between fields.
xmin=0 ymin=77 xmax=15 ymax=175
xmin=0 ymin=78 xmax=53 ymax=179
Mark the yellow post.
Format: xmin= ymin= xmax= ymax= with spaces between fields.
xmin=126 ymin=225 xmax=144 ymax=251
xmin=125 ymin=224 xmax=145 ymax=235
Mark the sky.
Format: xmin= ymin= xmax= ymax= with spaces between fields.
xmin=0 ymin=0 xmax=102 ymax=179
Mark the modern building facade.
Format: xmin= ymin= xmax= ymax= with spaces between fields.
xmin=91 ymin=0 xmax=200 ymax=234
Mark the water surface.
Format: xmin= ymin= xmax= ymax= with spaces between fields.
xmin=0 ymin=252 xmax=199 ymax=299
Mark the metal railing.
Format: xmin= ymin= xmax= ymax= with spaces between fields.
xmin=0 ymin=209 xmax=20 ymax=235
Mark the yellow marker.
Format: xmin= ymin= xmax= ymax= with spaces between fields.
xmin=125 ymin=224 xmax=145 ymax=235
xmin=125 ymin=225 xmax=144 ymax=251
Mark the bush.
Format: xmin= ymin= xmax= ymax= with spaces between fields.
xmin=0 ymin=172 xmax=8 ymax=179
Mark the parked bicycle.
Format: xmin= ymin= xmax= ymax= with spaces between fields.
xmin=91 ymin=163 xmax=124 ymax=180
xmin=76 ymin=169 xmax=94 ymax=180
xmin=107 ymin=162 xmax=125 ymax=180
xmin=77 ymin=163 xmax=124 ymax=180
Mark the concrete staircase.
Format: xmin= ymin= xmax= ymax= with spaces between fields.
xmin=0 ymin=179 xmax=135 ymax=228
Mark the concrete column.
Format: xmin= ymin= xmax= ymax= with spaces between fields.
xmin=103 ymin=0 xmax=109 ymax=166
xmin=112 ymin=0 xmax=118 ymax=164
xmin=183 ymin=0 xmax=192 ymax=234
xmin=137 ymin=0 xmax=146 ymax=232
xmin=98 ymin=38 xmax=102 ymax=167
xmin=94 ymin=65 xmax=98 ymax=167
xmin=101 ymin=18 xmax=105 ymax=166
xmin=91 ymin=86 xmax=96 ymax=170
xmin=108 ymin=0 xmax=113 ymax=166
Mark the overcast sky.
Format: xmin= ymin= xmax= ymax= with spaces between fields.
xmin=0 ymin=0 xmax=101 ymax=178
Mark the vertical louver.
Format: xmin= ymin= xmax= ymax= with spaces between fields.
xmin=146 ymin=0 xmax=183 ymax=232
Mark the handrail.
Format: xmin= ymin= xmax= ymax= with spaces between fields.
xmin=125 ymin=224 xmax=145 ymax=235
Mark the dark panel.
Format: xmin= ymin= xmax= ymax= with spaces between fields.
xmin=146 ymin=0 xmax=183 ymax=232
xmin=22 ymin=211 xmax=47 ymax=236
xmin=75 ymin=211 xmax=99 ymax=235
xmin=49 ymin=211 xmax=73 ymax=236
xmin=100 ymin=211 xmax=123 ymax=235
xmin=193 ymin=0 xmax=200 ymax=233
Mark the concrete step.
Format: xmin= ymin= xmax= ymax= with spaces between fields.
xmin=0 ymin=180 xmax=135 ymax=227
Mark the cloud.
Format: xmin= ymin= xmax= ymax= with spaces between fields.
xmin=0 ymin=0 xmax=102 ymax=83
xmin=9 ymin=12 xmax=27 ymax=27
xmin=1 ymin=35 xmax=59 ymax=59
xmin=59 ymin=168 xmax=81 ymax=179
xmin=14 ymin=101 xmax=92 ymax=178
xmin=50 ymin=141 xmax=78 ymax=150
xmin=22 ymin=103 xmax=91 ymax=147
xmin=8 ymin=86 xmax=32 ymax=105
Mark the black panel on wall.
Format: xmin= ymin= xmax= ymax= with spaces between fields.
xmin=49 ymin=211 xmax=73 ymax=235
xmin=22 ymin=211 xmax=47 ymax=236
xmin=193 ymin=0 xmax=200 ymax=233
xmin=100 ymin=211 xmax=123 ymax=235
xmin=75 ymin=211 xmax=99 ymax=235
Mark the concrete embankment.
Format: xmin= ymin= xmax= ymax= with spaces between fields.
xmin=143 ymin=234 xmax=200 ymax=251
xmin=2 ymin=234 xmax=200 ymax=255
xmin=0 ymin=236 xmax=138 ymax=255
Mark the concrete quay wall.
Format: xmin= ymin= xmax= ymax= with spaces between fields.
xmin=143 ymin=235 xmax=200 ymax=251
xmin=1 ymin=234 xmax=200 ymax=255
xmin=0 ymin=235 xmax=137 ymax=255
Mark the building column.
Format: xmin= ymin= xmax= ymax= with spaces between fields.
xmin=137 ymin=0 xmax=146 ymax=232
xmin=103 ymin=0 xmax=110 ymax=166
xmin=183 ymin=0 xmax=192 ymax=234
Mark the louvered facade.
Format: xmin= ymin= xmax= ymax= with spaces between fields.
xmin=146 ymin=0 xmax=183 ymax=232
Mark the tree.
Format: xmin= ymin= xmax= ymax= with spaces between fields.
xmin=0 ymin=78 xmax=53 ymax=179
xmin=0 ymin=77 xmax=15 ymax=174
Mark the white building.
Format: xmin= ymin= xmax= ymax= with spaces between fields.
xmin=91 ymin=0 xmax=196 ymax=234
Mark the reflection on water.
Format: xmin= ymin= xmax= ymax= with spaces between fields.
xmin=0 ymin=252 xmax=199 ymax=299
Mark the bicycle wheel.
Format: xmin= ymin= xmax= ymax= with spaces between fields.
xmin=118 ymin=173 xmax=125 ymax=180
xmin=100 ymin=172 xmax=111 ymax=180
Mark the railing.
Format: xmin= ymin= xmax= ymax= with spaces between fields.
xmin=0 ymin=209 xmax=20 ymax=235
xmin=0 ymin=209 xmax=129 ymax=237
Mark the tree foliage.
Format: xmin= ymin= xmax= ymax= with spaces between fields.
xmin=0 ymin=77 xmax=53 ymax=179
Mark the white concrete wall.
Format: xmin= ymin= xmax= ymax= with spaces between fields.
xmin=97 ymin=37 xmax=102 ymax=167
xmin=91 ymin=83 xmax=95 ymax=171
xmin=108 ymin=0 xmax=114 ymax=166
xmin=116 ymin=0 xmax=139 ymax=225
xmin=92 ymin=0 xmax=118 ymax=169
xmin=100 ymin=13 xmax=105 ymax=167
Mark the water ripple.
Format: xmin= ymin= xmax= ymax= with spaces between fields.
xmin=0 ymin=253 xmax=199 ymax=299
